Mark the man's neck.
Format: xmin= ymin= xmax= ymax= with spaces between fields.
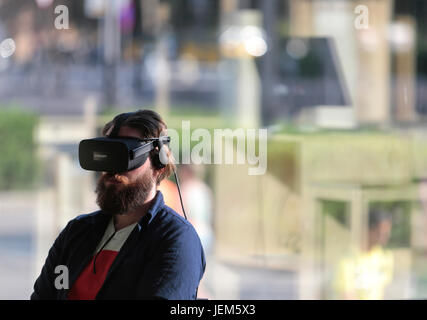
xmin=113 ymin=189 xmax=157 ymax=231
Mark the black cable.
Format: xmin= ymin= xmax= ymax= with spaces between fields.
xmin=173 ymin=169 xmax=188 ymax=220
xmin=93 ymin=231 xmax=117 ymax=274
xmin=174 ymin=168 xmax=203 ymax=299
xmin=173 ymin=168 xmax=202 ymax=299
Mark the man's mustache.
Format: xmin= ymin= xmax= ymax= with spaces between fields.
xmin=103 ymin=173 xmax=130 ymax=185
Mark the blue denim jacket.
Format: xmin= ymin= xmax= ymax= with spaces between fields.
xmin=31 ymin=191 xmax=206 ymax=300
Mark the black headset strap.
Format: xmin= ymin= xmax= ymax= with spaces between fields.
xmin=108 ymin=112 xmax=169 ymax=149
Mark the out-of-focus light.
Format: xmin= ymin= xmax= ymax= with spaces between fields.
xmin=241 ymin=26 xmax=267 ymax=57
xmin=84 ymin=0 xmax=106 ymax=18
xmin=358 ymin=29 xmax=379 ymax=51
xmin=388 ymin=22 xmax=415 ymax=53
xmin=244 ymin=37 xmax=267 ymax=57
xmin=219 ymin=25 xmax=268 ymax=58
xmin=286 ymin=39 xmax=308 ymax=59
xmin=0 ymin=38 xmax=16 ymax=58
xmin=36 ymin=0 xmax=54 ymax=9
xmin=219 ymin=26 xmax=241 ymax=52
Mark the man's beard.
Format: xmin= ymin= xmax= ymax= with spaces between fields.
xmin=95 ymin=171 xmax=155 ymax=215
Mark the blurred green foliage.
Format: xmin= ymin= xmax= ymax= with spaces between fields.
xmin=322 ymin=200 xmax=351 ymax=229
xmin=0 ymin=107 xmax=39 ymax=190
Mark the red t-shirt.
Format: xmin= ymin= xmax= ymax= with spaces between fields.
xmin=67 ymin=219 xmax=137 ymax=300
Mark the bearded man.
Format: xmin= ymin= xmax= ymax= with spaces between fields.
xmin=31 ymin=110 xmax=206 ymax=300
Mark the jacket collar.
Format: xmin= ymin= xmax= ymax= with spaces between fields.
xmin=137 ymin=190 xmax=165 ymax=229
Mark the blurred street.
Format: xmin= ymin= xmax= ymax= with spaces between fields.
xmin=0 ymin=192 xmax=35 ymax=299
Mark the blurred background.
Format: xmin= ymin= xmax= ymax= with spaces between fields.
xmin=1 ymin=0 xmax=427 ymax=300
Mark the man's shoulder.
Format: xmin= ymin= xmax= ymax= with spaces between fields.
xmin=75 ymin=209 xmax=106 ymax=221
xmin=158 ymin=205 xmax=191 ymax=227
xmin=65 ymin=210 xmax=109 ymax=230
xmin=158 ymin=205 xmax=206 ymax=274
xmin=155 ymin=205 xmax=200 ymax=240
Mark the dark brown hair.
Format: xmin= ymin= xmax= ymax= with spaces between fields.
xmin=102 ymin=109 xmax=176 ymax=185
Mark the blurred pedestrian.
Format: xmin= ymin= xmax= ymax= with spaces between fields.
xmin=334 ymin=209 xmax=394 ymax=299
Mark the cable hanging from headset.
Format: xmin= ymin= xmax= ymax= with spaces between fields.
xmin=93 ymin=230 xmax=116 ymax=274
xmin=173 ymin=169 xmax=188 ymax=221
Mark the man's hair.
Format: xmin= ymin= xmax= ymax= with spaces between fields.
xmin=102 ymin=109 xmax=176 ymax=185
